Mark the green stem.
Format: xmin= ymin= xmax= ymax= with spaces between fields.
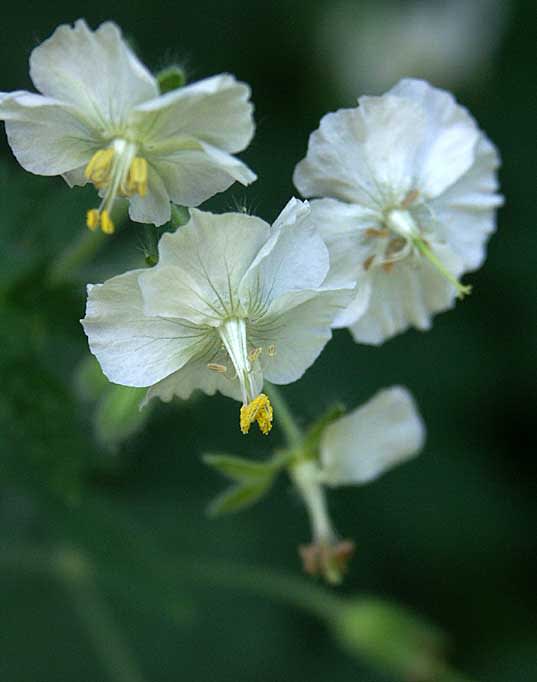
xmin=178 ymin=558 xmax=339 ymax=621
xmin=0 ymin=547 xmax=148 ymax=682
xmin=0 ymin=542 xmax=478 ymax=682
xmin=0 ymin=543 xmax=336 ymax=627
xmin=64 ymin=566 xmax=145 ymax=682
xmin=46 ymin=229 xmax=107 ymax=286
xmin=264 ymin=382 xmax=303 ymax=448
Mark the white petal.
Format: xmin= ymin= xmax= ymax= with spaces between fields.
xmin=151 ymin=141 xmax=256 ymax=207
xmin=294 ymin=95 xmax=432 ymax=207
xmin=348 ymin=243 xmax=463 ymax=344
xmin=333 ymin=278 xmax=373 ymax=328
xmin=0 ymin=92 xmax=97 ymax=174
xmin=30 ymin=20 xmax=157 ymax=127
xmin=307 ymin=198 xmax=379 ymax=288
xmin=294 ymin=107 xmax=384 ymax=207
xmin=388 ymin=78 xmax=480 ymax=198
xmin=239 ymin=198 xmax=330 ymax=312
xmin=140 ymin=209 xmax=270 ymax=323
xmin=356 ymin=93 xmax=428 ymax=201
xmin=62 ymin=165 xmax=89 ymax=187
xmin=295 ymin=79 xmax=481 ymax=208
xmin=142 ymin=349 xmax=244 ymax=407
xmin=430 ymin=135 xmax=503 ymax=271
xmin=128 ymin=164 xmax=171 ymax=226
xmin=131 ymin=74 xmax=255 ymax=154
xmin=81 ymin=269 xmax=208 ymax=387
xmin=320 ymin=386 xmax=425 ymax=486
xmin=249 ymin=288 xmax=353 ymax=384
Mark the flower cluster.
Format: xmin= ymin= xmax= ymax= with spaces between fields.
xmin=0 ymin=19 xmax=502 ymax=579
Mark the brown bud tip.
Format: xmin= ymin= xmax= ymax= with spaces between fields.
xmin=298 ymin=539 xmax=356 ymax=585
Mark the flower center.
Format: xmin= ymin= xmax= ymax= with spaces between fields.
xmin=217 ymin=318 xmax=273 ymax=435
xmin=84 ymin=139 xmax=148 ymax=234
xmin=363 ymin=200 xmax=471 ymax=299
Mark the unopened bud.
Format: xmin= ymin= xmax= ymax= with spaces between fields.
xmin=157 ymin=65 xmax=187 ymax=94
xmin=332 ymin=597 xmax=447 ymax=681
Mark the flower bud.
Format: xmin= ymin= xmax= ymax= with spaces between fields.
xmin=332 ymin=598 xmax=447 ymax=681
xmin=157 ymin=65 xmax=187 ymax=94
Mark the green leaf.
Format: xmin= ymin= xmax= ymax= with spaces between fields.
xmin=207 ymin=478 xmax=274 ymax=517
xmin=203 ymin=453 xmax=275 ymax=482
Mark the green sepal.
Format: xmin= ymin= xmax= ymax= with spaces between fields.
xmin=207 ymin=477 xmax=274 ymax=517
xmin=170 ymin=204 xmax=191 ymax=229
xmin=157 ymin=65 xmax=187 ymax=94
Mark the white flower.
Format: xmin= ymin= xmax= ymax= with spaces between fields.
xmin=319 ymin=386 xmax=425 ymax=487
xmin=81 ymin=200 xmax=354 ymax=434
xmin=294 ymin=78 xmax=503 ymax=344
xmin=0 ymin=19 xmax=256 ymax=233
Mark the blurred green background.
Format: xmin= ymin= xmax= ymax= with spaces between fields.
xmin=1 ymin=0 xmax=536 ymax=680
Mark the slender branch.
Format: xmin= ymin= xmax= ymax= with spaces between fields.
xmin=57 ymin=548 xmax=149 ymax=682
xmin=1 ymin=547 xmax=148 ymax=682
xmin=0 ymin=539 xmax=480 ymax=682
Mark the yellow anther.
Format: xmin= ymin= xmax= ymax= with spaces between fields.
xmin=86 ymin=209 xmax=100 ymax=232
xmin=100 ymin=210 xmax=115 ymax=235
xmin=240 ymin=393 xmax=273 ymax=435
xmin=267 ymin=344 xmax=276 ymax=357
xmin=125 ymin=157 xmax=148 ymax=197
xmin=84 ymin=148 xmax=115 ymax=185
xmin=86 ymin=208 xmax=115 ymax=234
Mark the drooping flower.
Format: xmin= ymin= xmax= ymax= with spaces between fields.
xmin=294 ymin=78 xmax=503 ymax=344
xmin=81 ymin=200 xmax=354 ymax=434
xmin=0 ymin=20 xmax=256 ymax=233
xmin=292 ymin=385 xmax=424 ymax=582
xmin=319 ymin=386 xmax=425 ymax=487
